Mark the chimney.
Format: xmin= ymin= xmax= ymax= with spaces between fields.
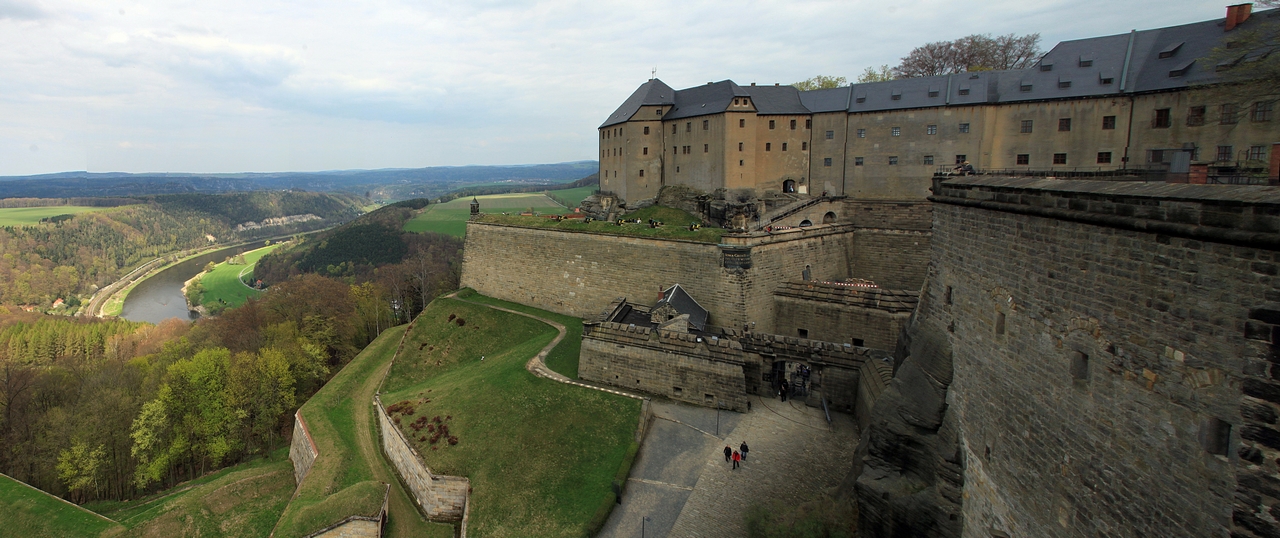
xmin=750 ymin=82 xmax=756 ymax=86
xmin=1226 ymin=3 xmax=1252 ymax=31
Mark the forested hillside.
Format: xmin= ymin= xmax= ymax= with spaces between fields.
xmin=0 ymin=191 xmax=364 ymax=307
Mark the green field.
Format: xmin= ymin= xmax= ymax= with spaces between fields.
xmin=403 ymin=192 xmax=569 ymax=237
xmin=545 ymin=185 xmax=597 ymax=208
xmin=1 ymin=473 xmax=124 ymax=537
xmin=274 ymin=325 xmax=453 ymax=538
xmin=196 ymin=243 xmax=283 ymax=309
xmin=477 ymin=205 xmax=726 ymax=243
xmin=82 ymin=447 xmax=295 ymax=537
xmin=0 ymin=206 xmax=104 ymax=226
xmin=382 ymin=293 xmax=640 ymax=537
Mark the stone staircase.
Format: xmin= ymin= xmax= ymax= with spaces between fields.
xmin=754 ymin=195 xmax=827 ymax=230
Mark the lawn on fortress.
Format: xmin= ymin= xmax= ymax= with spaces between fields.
xmin=197 ymin=243 xmax=283 ymax=309
xmin=403 ymin=191 xmax=572 ymax=237
xmin=381 ymin=292 xmax=641 ymax=537
xmin=480 ymin=204 xmax=726 ymax=243
xmin=0 ymin=206 xmax=104 ymax=226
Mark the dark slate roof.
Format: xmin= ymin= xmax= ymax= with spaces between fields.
xmin=847 ymin=72 xmax=996 ymax=113
xmin=743 ymin=85 xmax=811 ymax=115
xmin=654 ymin=284 xmax=708 ymax=330
xmin=663 ymin=80 xmax=750 ymax=121
xmin=995 ymin=31 xmax=1132 ymax=102
xmin=600 ymin=78 xmax=675 ymax=128
xmin=798 ymin=86 xmax=852 ymax=113
xmin=1123 ymin=13 xmax=1274 ymax=92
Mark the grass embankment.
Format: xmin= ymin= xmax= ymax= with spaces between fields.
xmin=477 ymin=205 xmax=726 ymax=244
xmin=196 ymin=243 xmax=282 ymax=309
xmin=273 ymin=325 xmax=452 ymax=538
xmin=404 ymin=192 xmax=567 ymax=237
xmin=381 ymin=294 xmax=640 ymax=537
xmin=0 ymin=206 xmax=104 ymax=226
xmin=80 ymin=447 xmax=295 ymax=537
xmin=1 ymin=473 xmax=124 ymax=537
xmin=453 ymin=288 xmax=582 ymax=379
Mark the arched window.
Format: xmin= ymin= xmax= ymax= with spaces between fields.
xmin=822 ymin=212 xmax=837 ymax=224
xmin=782 ymin=180 xmax=797 ymax=193
xmin=799 ymin=219 xmax=813 ymax=227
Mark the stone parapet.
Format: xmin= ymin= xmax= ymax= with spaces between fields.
xmin=374 ymin=395 xmax=469 ymax=523
xmin=289 ymin=411 xmax=319 ymax=486
xmin=774 ymin=281 xmax=918 ymax=311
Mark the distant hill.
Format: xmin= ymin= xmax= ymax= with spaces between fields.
xmin=0 ymin=161 xmax=599 ymax=200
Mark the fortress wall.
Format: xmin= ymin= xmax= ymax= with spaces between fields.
xmin=461 ymin=222 xmax=858 ymax=333
xmin=374 ymin=396 xmax=468 ymax=522
xmin=289 ymin=411 xmax=319 ymax=486
xmin=580 ymin=323 xmax=750 ymax=411
xmin=845 ymin=200 xmax=933 ymax=291
xmin=772 ymin=290 xmax=912 ymax=350
xmin=929 ymin=178 xmax=1280 ymax=538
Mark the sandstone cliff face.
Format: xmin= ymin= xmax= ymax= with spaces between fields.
xmin=845 ymin=274 xmax=963 ymax=537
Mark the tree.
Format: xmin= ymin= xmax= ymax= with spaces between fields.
xmin=792 ymin=75 xmax=848 ymax=91
xmin=56 ymin=440 xmax=106 ymax=502
xmin=1200 ymin=1 xmax=1280 ymax=113
xmin=857 ymin=65 xmax=894 ymax=83
xmin=893 ymin=33 xmax=1042 ymax=78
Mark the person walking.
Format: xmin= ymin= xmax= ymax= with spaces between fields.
xmin=724 ymin=445 xmax=733 ymax=463
xmin=740 ymin=442 xmax=749 ymax=461
xmin=732 ymin=450 xmax=741 ymax=470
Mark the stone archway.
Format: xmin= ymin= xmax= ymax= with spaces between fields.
xmin=823 ymin=211 xmax=837 ymax=224
xmin=783 ymin=179 xmax=797 ymax=193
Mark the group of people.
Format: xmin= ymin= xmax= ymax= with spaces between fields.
xmin=724 ymin=441 xmax=750 ymax=469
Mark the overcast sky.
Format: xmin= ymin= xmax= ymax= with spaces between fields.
xmin=0 ymin=0 xmax=1230 ymax=175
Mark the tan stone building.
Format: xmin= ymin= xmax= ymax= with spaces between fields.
xmin=600 ymin=4 xmax=1280 ymax=205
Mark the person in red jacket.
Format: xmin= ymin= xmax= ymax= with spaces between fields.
xmin=732 ymin=450 xmax=741 ymax=470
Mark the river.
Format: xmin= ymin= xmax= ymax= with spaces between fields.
xmin=120 ymin=244 xmax=261 ymax=324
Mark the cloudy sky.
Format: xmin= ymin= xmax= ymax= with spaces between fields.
xmin=0 ymin=0 xmax=1229 ymax=175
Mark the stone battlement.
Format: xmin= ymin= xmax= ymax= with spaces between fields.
xmin=773 ymin=281 xmax=919 ymax=311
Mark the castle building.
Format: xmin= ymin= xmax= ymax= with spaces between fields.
xmin=599 ymin=4 xmax=1280 ymax=205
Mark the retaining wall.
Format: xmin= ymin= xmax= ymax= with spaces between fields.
xmin=374 ymin=396 xmax=469 ymax=522
xmin=289 ymin=411 xmax=319 ymax=486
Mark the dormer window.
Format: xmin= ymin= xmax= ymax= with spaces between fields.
xmin=1159 ymin=42 xmax=1184 ymax=59
xmin=1169 ymin=60 xmax=1195 ymax=77
xmin=1020 ymin=81 xmax=1033 ymax=92
xmin=958 ymin=84 xmax=971 ymax=96
xmin=1099 ymin=75 xmax=1114 ymax=85
xmin=891 ymin=90 xmax=902 ymax=100
xmin=734 ymin=99 xmax=739 ymax=105
xmin=855 ymin=93 xmax=866 ymax=103
xmin=1040 ymin=63 xmax=1053 ymax=71
xmin=1058 ymin=77 xmax=1072 ymax=89
xmin=1079 ymin=55 xmax=1094 ymax=67
xmin=928 ymin=86 xmax=940 ymax=97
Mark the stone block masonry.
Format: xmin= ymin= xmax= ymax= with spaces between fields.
xmin=581 ymin=322 xmax=750 ymax=411
xmin=289 ymin=411 xmax=319 ymax=486
xmin=373 ymin=395 xmax=469 ymax=522
xmin=773 ymin=280 xmax=916 ymax=349
xmin=927 ymin=177 xmax=1280 ymax=538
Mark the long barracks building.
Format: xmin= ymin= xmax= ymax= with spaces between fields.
xmin=599 ymin=4 xmax=1280 ymax=204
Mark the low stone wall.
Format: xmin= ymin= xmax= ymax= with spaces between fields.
xmin=374 ymin=395 xmax=469 ymax=523
xmin=289 ymin=411 xmax=319 ymax=486
xmin=581 ymin=322 xmax=751 ymax=411
xmin=308 ymin=483 xmax=388 ymax=538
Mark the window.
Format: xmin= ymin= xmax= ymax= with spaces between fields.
xmin=955 ymin=154 xmax=966 ymax=164
xmin=703 ymin=120 xmax=709 ymax=130
xmin=703 ymin=144 xmax=708 ymax=153
xmin=1152 ymin=108 xmax=1171 ymax=128
xmin=995 ymin=312 xmax=1006 ymax=334
xmin=672 ymin=146 xmax=677 ymax=154
xmin=639 ymin=169 xmax=644 ymax=177
xmin=672 ymin=124 xmax=677 ymax=134
xmin=1221 ymin=104 xmax=1239 ymax=124
xmin=686 ymin=122 xmax=691 ymax=132
xmin=888 ymin=156 xmax=898 ymax=165
xmin=1097 ymin=152 xmax=1112 ymax=164
xmin=1100 ymin=76 xmax=1114 ymax=85
xmin=790 ymin=119 xmax=796 ymax=130
xmin=959 ymin=122 xmax=970 ymax=133
xmin=1079 ymin=59 xmax=1093 ymax=67
xmin=1252 ymin=101 xmax=1274 ymax=122
xmin=769 ymin=120 xmax=776 ymax=129
xmin=824 ymin=158 xmax=832 ymax=167
xmin=1053 ymin=153 xmax=1067 ymax=164
xmin=923 ymin=155 xmax=934 ymax=165
xmin=805 ymin=119 xmax=811 ymax=129
xmin=857 ymin=128 xmax=866 ymax=138
xmin=855 ymin=157 xmax=864 ymax=166
xmin=643 ymin=147 xmax=648 ymax=155
xmin=782 ymin=143 xmax=788 ymax=151
xmin=1016 ymin=154 xmax=1030 ymax=165
xmin=1187 ymin=106 xmax=1206 ymax=126
xmin=958 ymin=88 xmax=970 ymax=95
xmin=797 ymin=328 xmax=808 ymax=338
xmin=656 ymin=108 xmax=662 ymax=115
xmin=1040 ymin=63 xmax=1053 ymax=71
xmin=801 ymin=142 xmax=807 ymax=150
xmin=738 ymin=142 xmax=743 ymax=151
xmin=825 ymin=130 xmax=834 ymax=139
xmin=1158 ymin=42 xmax=1183 ymax=59
xmin=1020 ymin=120 xmax=1033 ymax=133
xmin=891 ymin=91 xmax=902 ymax=100
xmin=643 ymin=126 xmax=650 ymax=135
xmin=927 ymin=124 xmax=938 ymax=135
xmin=1058 ymin=118 xmax=1071 ymax=131
xmin=928 ymin=89 xmax=939 ymax=97
xmin=1249 ymin=145 xmax=1266 ymax=161
xmin=891 ymin=126 xmax=901 ymax=136
xmin=739 ymin=160 xmax=744 ymax=166
xmin=1216 ymin=145 xmax=1233 ymax=161
xmin=1102 ymin=116 xmax=1116 ymax=130
xmin=734 ymin=99 xmax=739 ymax=105
xmin=1020 ymin=81 xmax=1033 ymax=92
xmin=1059 ymin=80 xmax=1072 ymax=89
xmin=1148 ymin=149 xmax=1165 ymax=163
xmin=856 ymin=95 xmax=866 ymax=103
xmin=1070 ymin=351 xmax=1089 ymax=382
xmin=765 ymin=143 xmax=771 ymax=151
xmin=740 ymin=119 xmax=745 ymax=128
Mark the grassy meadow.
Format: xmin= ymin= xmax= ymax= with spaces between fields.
xmin=0 ymin=206 xmax=104 ymax=226
xmin=477 ymin=205 xmax=726 ymax=243
xmin=403 ymin=191 xmax=571 ymax=237
xmin=381 ymin=293 xmax=640 ymax=537
xmin=196 ymin=243 xmax=282 ymax=309
xmin=1 ymin=473 xmax=124 ymax=537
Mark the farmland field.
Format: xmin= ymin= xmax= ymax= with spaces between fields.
xmin=0 ymin=206 xmax=104 ymax=226
xmin=404 ymin=192 xmax=567 ymax=237
xmin=195 ymin=242 xmax=283 ymax=309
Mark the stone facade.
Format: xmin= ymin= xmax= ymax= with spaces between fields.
xmin=290 ymin=411 xmax=319 ymax=486
xmin=374 ymin=396 xmax=469 ymax=522
xmin=872 ymin=176 xmax=1280 ymax=538
xmin=772 ymin=281 xmax=917 ymax=349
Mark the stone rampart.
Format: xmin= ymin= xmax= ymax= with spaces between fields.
xmin=854 ymin=358 xmax=893 ymax=432
xmin=374 ymin=395 xmax=469 ymax=522
xmin=289 ymin=411 xmax=319 ymax=486
xmin=773 ymin=281 xmax=916 ymax=350
xmin=580 ymin=322 xmax=750 ymax=411
xmin=844 ymin=200 xmax=933 ymax=290
xmin=461 ymin=221 xmax=858 ymax=334
xmin=923 ymin=177 xmax=1280 ymax=537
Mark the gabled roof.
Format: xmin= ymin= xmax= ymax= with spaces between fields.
xmin=654 ymin=284 xmax=708 ymax=331
xmin=799 ymin=86 xmax=852 ymax=113
xmin=663 ymin=80 xmax=750 ymax=121
xmin=600 ymin=78 xmax=676 ymax=128
xmin=743 ymin=84 xmax=810 ymax=115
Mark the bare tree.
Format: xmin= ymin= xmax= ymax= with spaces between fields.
xmin=1199 ymin=1 xmax=1280 ymax=109
xmin=893 ymin=33 xmax=1043 ymax=78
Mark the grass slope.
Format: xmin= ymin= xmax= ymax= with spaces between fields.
xmin=404 ymin=192 xmax=566 ymax=237
xmin=546 ymin=185 xmax=597 ymax=208
xmin=476 ymin=205 xmax=725 ymax=243
xmin=273 ymin=325 xmax=452 ymax=538
xmin=197 ymin=243 xmax=282 ymax=308
xmin=0 ymin=473 xmax=124 ymax=537
xmin=382 ymin=294 xmax=640 ymax=537
xmin=83 ymin=447 xmax=295 ymax=537
xmin=0 ymin=206 xmax=104 ymax=226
